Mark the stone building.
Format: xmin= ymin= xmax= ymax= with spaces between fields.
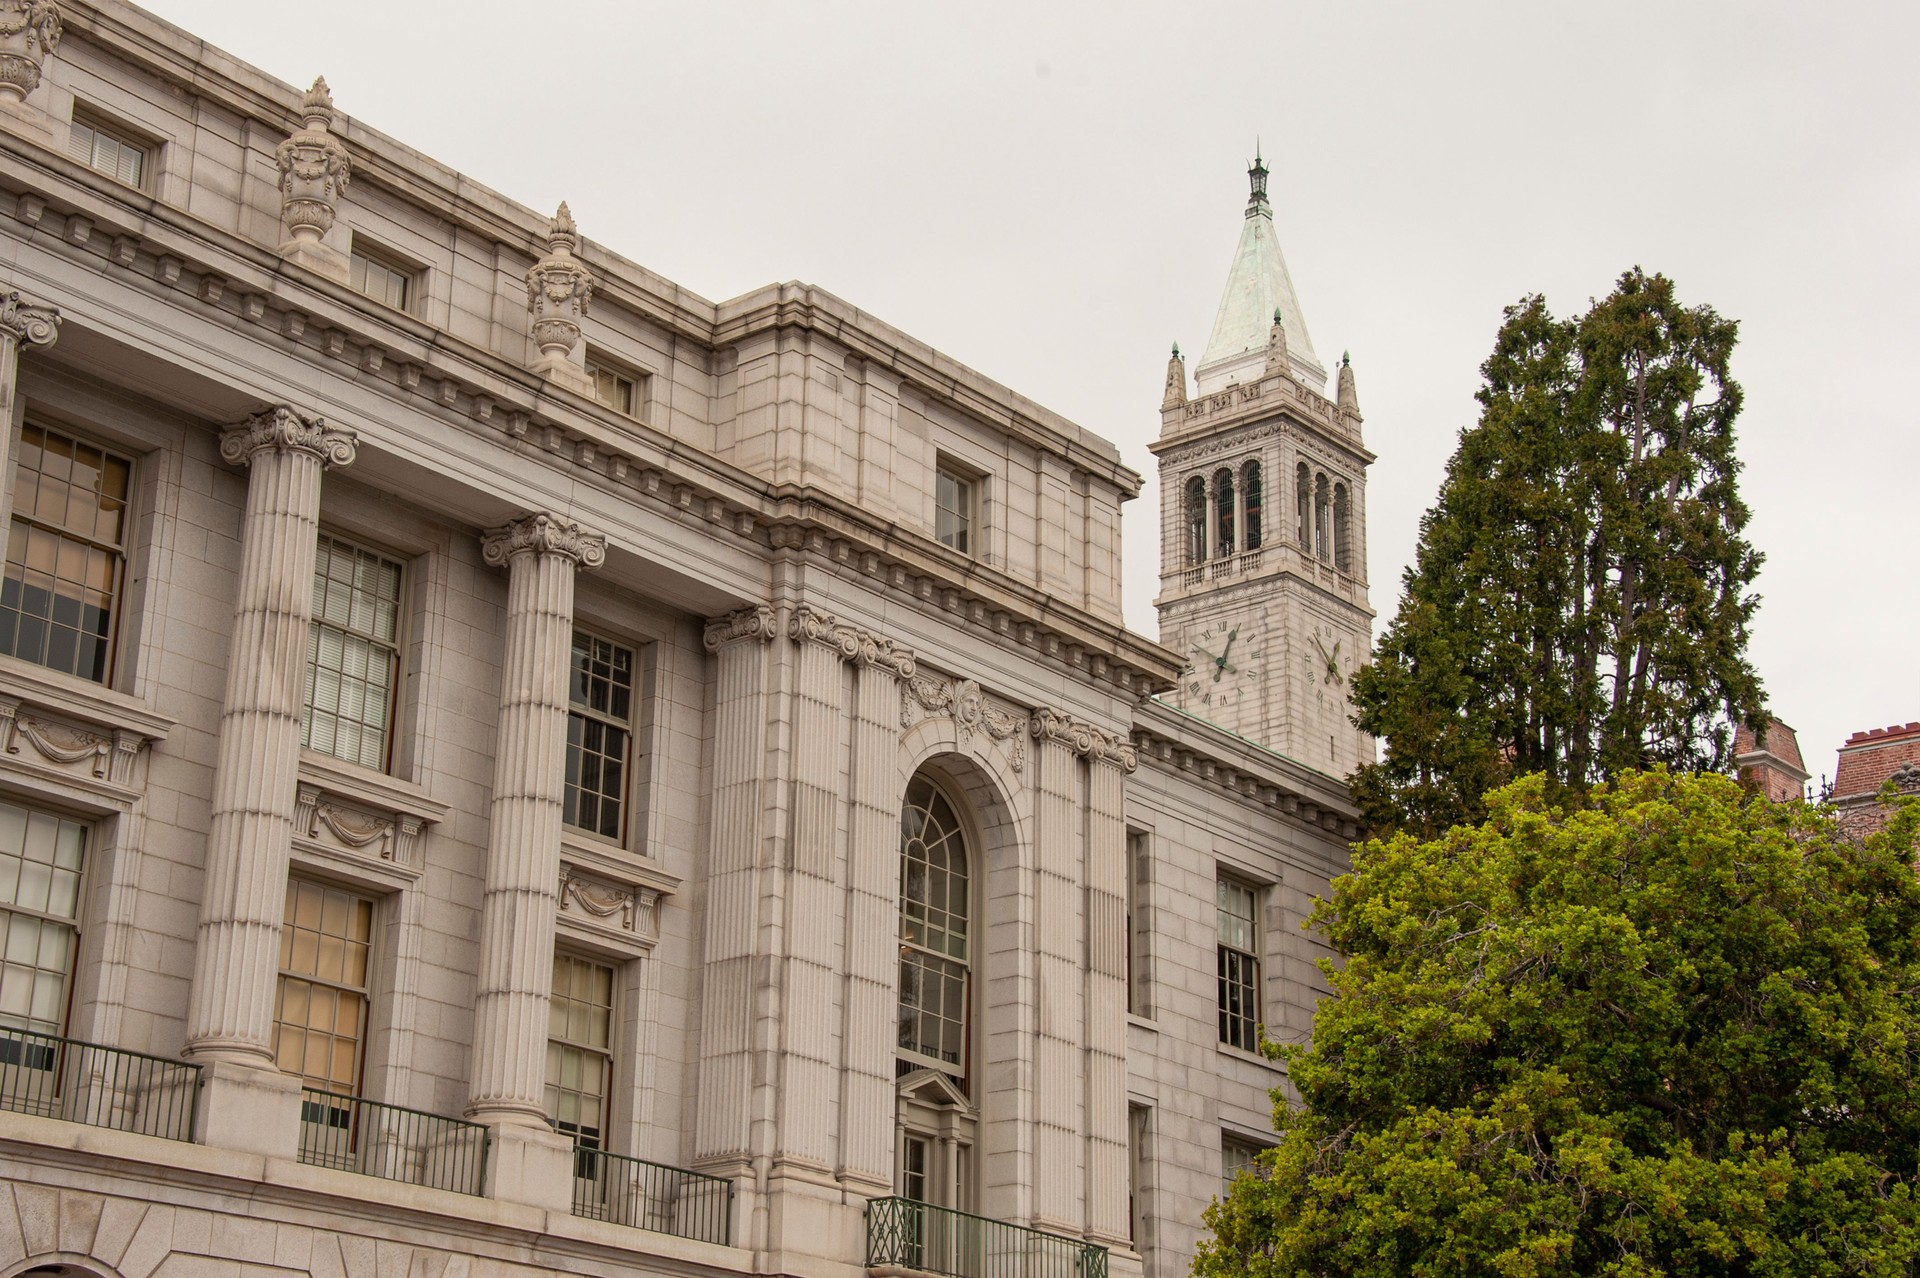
xmin=0 ymin=7 xmax=1369 ymax=1278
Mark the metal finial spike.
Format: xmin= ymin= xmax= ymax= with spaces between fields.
xmin=1342 ymin=350 xmax=1351 ymax=366
xmin=1171 ymin=341 xmax=1181 ymax=357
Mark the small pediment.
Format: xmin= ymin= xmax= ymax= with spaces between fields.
xmin=896 ymin=1067 xmax=969 ymax=1109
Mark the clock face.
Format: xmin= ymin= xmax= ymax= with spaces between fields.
xmin=1183 ymin=621 xmax=1265 ymax=710
xmin=1306 ymin=621 xmax=1347 ymax=691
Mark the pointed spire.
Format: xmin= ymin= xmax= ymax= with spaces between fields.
xmin=1197 ymin=153 xmax=1324 ymax=392
xmin=1264 ymin=306 xmax=1288 ymax=377
xmin=1162 ymin=342 xmax=1188 ymax=411
xmin=1336 ymin=351 xmax=1360 ymax=420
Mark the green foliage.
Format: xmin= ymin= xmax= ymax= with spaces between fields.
xmin=1350 ymin=269 xmax=1766 ymax=838
xmin=1194 ymin=772 xmax=1920 ymax=1278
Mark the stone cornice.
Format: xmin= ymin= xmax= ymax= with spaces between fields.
xmin=0 ymin=289 xmax=59 ymax=346
xmin=789 ymin=604 xmax=916 ymax=678
xmin=479 ymin=513 xmax=607 ymax=570
xmin=1130 ymin=699 xmax=1361 ymax=839
xmin=702 ymin=605 xmax=777 ymax=652
xmin=219 ymin=406 xmax=357 ymax=469
xmin=1151 ymin=373 xmax=1373 ymax=470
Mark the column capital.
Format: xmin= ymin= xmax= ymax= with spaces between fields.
xmin=0 ymin=291 xmax=60 ymax=348
xmin=789 ymin=603 xmax=916 ymax=678
xmin=702 ymin=604 xmax=776 ymax=652
xmin=1030 ymin=706 xmax=1137 ymax=773
xmin=220 ymin=406 xmax=358 ymax=469
xmin=480 ymin=512 xmax=607 ymax=570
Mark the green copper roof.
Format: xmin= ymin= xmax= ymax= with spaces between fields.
xmin=1195 ymin=159 xmax=1324 ymax=392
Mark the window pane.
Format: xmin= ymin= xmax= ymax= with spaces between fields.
xmin=0 ymin=801 xmax=86 ymax=1038
xmin=275 ymin=881 xmax=374 ymax=1096
xmin=565 ymin=630 xmax=636 ymax=842
xmin=303 ymin=536 xmax=404 ymax=771
xmin=547 ymin=955 xmax=614 ymax=1145
xmin=1 ymin=425 xmax=130 ymax=683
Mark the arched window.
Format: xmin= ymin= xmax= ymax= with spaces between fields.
xmin=1333 ymin=482 xmax=1352 ymax=573
xmin=899 ymin=776 xmax=971 ymax=1074
xmin=1314 ymin=473 xmax=1331 ymax=563
xmin=1185 ymin=476 xmax=1207 ymax=566
xmin=1242 ymin=461 xmax=1263 ymax=551
xmin=1214 ymin=468 xmax=1235 ymax=559
xmin=1296 ymin=463 xmax=1311 ymax=549
xmin=897 ymin=773 xmax=979 ymax=1214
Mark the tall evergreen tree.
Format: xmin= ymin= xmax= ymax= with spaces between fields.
xmin=1350 ymin=269 xmax=1766 ymax=836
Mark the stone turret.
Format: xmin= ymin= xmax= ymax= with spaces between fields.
xmin=1336 ymin=351 xmax=1360 ymax=421
xmin=1161 ymin=343 xmax=1187 ymax=411
xmin=1264 ymin=308 xmax=1288 ymax=378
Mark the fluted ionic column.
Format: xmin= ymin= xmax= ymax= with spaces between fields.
xmin=185 ymin=408 xmax=357 ymax=1065
xmin=466 ymin=513 xmax=605 ymax=1126
xmin=1084 ymin=738 xmax=1138 ymax=1246
xmin=0 ymin=291 xmax=60 ymax=535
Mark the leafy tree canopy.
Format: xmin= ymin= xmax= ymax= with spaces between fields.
xmin=1350 ymin=269 xmax=1766 ymax=837
xmin=1195 ymin=771 xmax=1920 ymax=1278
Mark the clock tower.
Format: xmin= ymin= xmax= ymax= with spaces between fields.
xmin=1151 ymin=153 xmax=1376 ymax=777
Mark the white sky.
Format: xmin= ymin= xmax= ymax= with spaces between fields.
xmin=136 ymin=0 xmax=1917 ymax=787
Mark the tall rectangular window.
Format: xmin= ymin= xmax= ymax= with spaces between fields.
xmin=274 ymin=879 xmax=373 ymax=1097
xmin=566 ymin=630 xmax=635 ymax=841
xmin=1128 ymin=1104 xmax=1151 ymax=1246
xmin=350 ymin=243 xmax=414 ymax=312
xmin=547 ymin=953 xmax=614 ymax=1155
xmin=934 ymin=465 xmax=975 ymax=555
xmin=68 ymin=112 xmax=150 ymax=189
xmin=0 ymin=425 xmax=130 ymax=684
xmin=1126 ymin=830 xmax=1151 ymax=1016
xmin=1221 ymin=1134 xmax=1262 ymax=1197
xmin=1217 ymin=877 xmax=1260 ymax=1051
xmin=0 ymin=801 xmax=86 ymax=1045
xmin=303 ymin=536 xmax=403 ymax=771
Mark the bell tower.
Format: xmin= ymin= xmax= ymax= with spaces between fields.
xmin=1151 ymin=153 xmax=1376 ymax=777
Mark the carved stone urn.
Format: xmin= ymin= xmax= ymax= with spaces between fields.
xmin=0 ymin=0 xmax=61 ymax=144
xmin=524 ymin=203 xmax=595 ymax=392
xmin=274 ymin=77 xmax=351 ymax=282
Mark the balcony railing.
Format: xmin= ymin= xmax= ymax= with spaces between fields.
xmin=0 ymin=1027 xmax=201 ymax=1141
xmin=297 ymin=1087 xmax=489 ymax=1196
xmin=866 ymin=1196 xmax=1108 ymax=1278
xmin=571 ymin=1144 xmax=732 ymax=1245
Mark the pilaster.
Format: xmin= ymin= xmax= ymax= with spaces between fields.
xmin=0 ymin=290 xmax=60 ymax=536
xmin=466 ymin=513 xmax=606 ymax=1133
xmin=692 ymin=605 xmax=777 ymax=1171
xmin=1084 ymin=741 xmax=1137 ymax=1246
xmin=841 ymin=625 xmax=914 ymax=1192
xmin=1026 ymin=708 xmax=1085 ymax=1235
xmin=185 ymin=408 xmax=358 ymax=1068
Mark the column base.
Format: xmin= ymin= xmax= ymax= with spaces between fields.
xmin=192 ymin=1060 xmax=303 ymax=1160
xmin=485 ymin=1123 xmax=576 ymax=1213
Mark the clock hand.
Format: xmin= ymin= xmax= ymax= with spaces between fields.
xmin=1220 ymin=628 xmax=1239 ymax=664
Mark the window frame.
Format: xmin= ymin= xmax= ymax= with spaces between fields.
xmin=302 ymin=532 xmax=406 ymax=775
xmin=583 ymin=348 xmax=645 ymax=419
xmin=933 ymin=459 xmax=981 ymax=558
xmin=0 ymin=798 xmax=91 ymax=1048
xmin=547 ymin=950 xmax=617 ymax=1163
xmin=67 ymin=106 xmax=156 ymax=192
xmin=273 ymin=876 xmax=377 ymax=1101
xmin=0 ymin=421 xmax=134 ymax=687
xmin=896 ymin=773 xmax=975 ymax=1082
xmin=348 ymin=237 xmax=422 ymax=314
xmin=1220 ymin=1131 xmax=1268 ymax=1198
xmin=565 ymin=627 xmax=639 ymax=846
xmin=1216 ymin=875 xmax=1262 ymax=1052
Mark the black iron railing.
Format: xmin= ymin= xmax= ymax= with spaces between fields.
xmin=867 ymin=1197 xmax=1107 ymax=1278
xmin=570 ymin=1144 xmax=732 ymax=1244
xmin=297 ymin=1087 xmax=489 ymax=1196
xmin=0 ymin=1027 xmax=200 ymax=1141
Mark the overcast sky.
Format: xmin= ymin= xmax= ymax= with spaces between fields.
xmin=139 ymin=0 xmax=1916 ymax=786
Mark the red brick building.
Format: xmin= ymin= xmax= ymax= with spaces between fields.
xmin=1830 ymin=721 xmax=1920 ymax=837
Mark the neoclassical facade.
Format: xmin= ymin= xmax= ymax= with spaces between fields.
xmin=0 ymin=7 xmax=1363 ymax=1278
